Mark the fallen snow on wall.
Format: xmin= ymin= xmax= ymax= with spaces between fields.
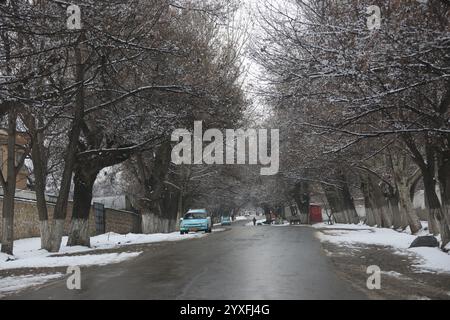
xmin=314 ymin=223 xmax=450 ymax=274
xmin=0 ymin=273 xmax=64 ymax=298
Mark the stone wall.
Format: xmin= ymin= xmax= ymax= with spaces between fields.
xmin=104 ymin=208 xmax=141 ymax=234
xmin=0 ymin=197 xmax=96 ymax=240
xmin=0 ymin=196 xmax=143 ymax=240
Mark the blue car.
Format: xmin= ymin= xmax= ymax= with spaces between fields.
xmin=180 ymin=209 xmax=212 ymax=235
xmin=221 ymin=216 xmax=231 ymax=226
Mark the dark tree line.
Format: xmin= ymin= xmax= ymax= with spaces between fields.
xmin=0 ymin=0 xmax=247 ymax=254
xmin=253 ymin=0 xmax=450 ymax=248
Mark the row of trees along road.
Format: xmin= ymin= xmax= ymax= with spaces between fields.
xmin=252 ymin=0 xmax=450 ymax=248
xmin=0 ymin=0 xmax=247 ymax=254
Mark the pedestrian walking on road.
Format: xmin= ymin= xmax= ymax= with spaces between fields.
xmin=253 ymin=217 xmax=257 ymax=226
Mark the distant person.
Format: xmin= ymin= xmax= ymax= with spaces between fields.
xmin=253 ymin=217 xmax=257 ymax=226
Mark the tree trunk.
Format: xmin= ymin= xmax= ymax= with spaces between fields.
xmin=1 ymin=108 xmax=18 ymax=255
xmin=404 ymin=133 xmax=450 ymax=246
xmin=428 ymin=213 xmax=440 ymax=235
xmin=168 ymin=218 xmax=177 ymax=233
xmin=362 ymin=175 xmax=381 ymax=227
xmin=340 ymin=178 xmax=359 ymax=224
xmin=137 ymin=141 xmax=172 ymax=234
xmin=142 ymin=210 xmax=163 ymax=234
xmin=1 ymin=197 xmax=15 ymax=255
xmin=388 ymin=149 xmax=422 ymax=233
xmin=423 ymin=171 xmax=450 ymax=246
xmin=176 ymin=191 xmax=184 ymax=231
xmin=47 ymin=219 xmax=65 ymax=252
xmin=367 ymin=176 xmax=393 ymax=228
xmin=67 ymin=167 xmax=98 ymax=247
xmin=293 ymin=181 xmax=310 ymax=224
xmin=39 ymin=220 xmax=51 ymax=250
xmin=29 ymin=118 xmax=51 ymax=250
xmin=361 ymin=176 xmax=376 ymax=226
xmin=389 ymin=195 xmax=405 ymax=230
xmin=438 ymin=150 xmax=450 ymax=230
xmin=322 ymin=174 xmax=357 ymax=225
xmin=322 ymin=184 xmax=344 ymax=223
xmin=398 ymin=182 xmax=422 ymax=234
xmin=48 ymin=33 xmax=86 ymax=252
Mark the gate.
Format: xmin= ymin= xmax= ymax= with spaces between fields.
xmin=93 ymin=202 xmax=105 ymax=235
xmin=309 ymin=204 xmax=323 ymax=223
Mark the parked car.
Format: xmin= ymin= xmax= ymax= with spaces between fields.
xmin=180 ymin=209 xmax=212 ymax=234
xmin=221 ymin=215 xmax=231 ymax=226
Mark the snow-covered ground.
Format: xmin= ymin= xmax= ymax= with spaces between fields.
xmin=245 ymin=217 xmax=291 ymax=226
xmin=0 ymin=229 xmax=219 ymax=297
xmin=245 ymin=218 xmax=266 ymax=226
xmin=89 ymin=231 xmax=208 ymax=251
xmin=314 ymin=223 xmax=450 ymax=274
xmin=271 ymin=221 xmax=291 ymax=226
xmin=214 ymin=215 xmax=249 ymax=226
xmin=1 ymin=251 xmax=142 ymax=270
xmin=0 ymin=231 xmax=211 ymax=269
xmin=313 ymin=222 xmax=373 ymax=231
xmin=0 ymin=273 xmax=64 ymax=298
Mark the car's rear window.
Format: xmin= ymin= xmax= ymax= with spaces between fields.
xmin=184 ymin=212 xmax=207 ymax=219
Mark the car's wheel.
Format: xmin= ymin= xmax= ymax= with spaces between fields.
xmin=180 ymin=231 xmax=185 ymax=235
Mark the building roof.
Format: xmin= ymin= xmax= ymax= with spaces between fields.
xmin=0 ymin=128 xmax=29 ymax=146
xmin=92 ymin=195 xmax=132 ymax=211
xmin=0 ymin=188 xmax=57 ymax=203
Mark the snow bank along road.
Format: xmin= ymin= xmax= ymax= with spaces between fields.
xmin=314 ymin=223 xmax=450 ymax=274
xmin=7 ymin=220 xmax=366 ymax=300
xmin=0 ymin=229 xmax=210 ymax=297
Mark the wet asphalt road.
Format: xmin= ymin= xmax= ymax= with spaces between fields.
xmin=10 ymin=220 xmax=366 ymax=300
